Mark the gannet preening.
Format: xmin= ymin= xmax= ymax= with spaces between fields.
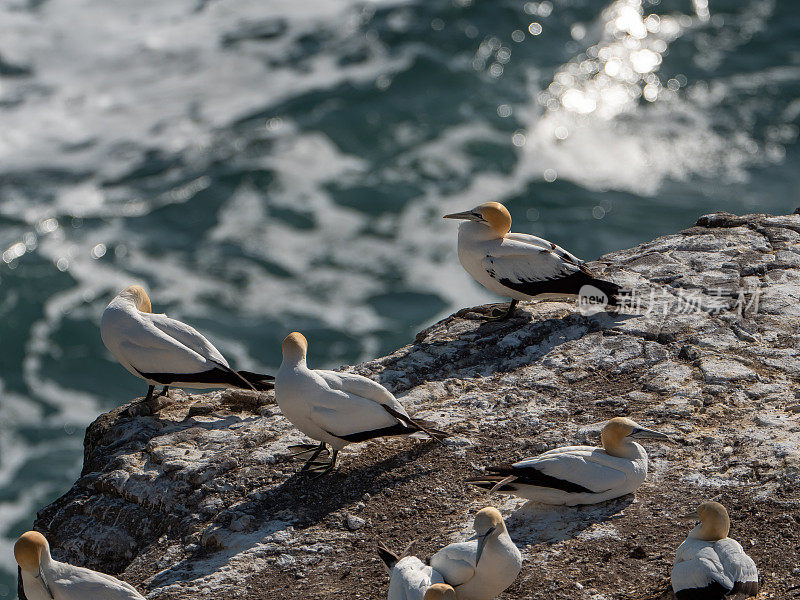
xmin=429 ymin=507 xmax=522 ymax=600
xmin=443 ymin=202 xmax=624 ymax=321
xmin=101 ymin=285 xmax=274 ymax=404
xmin=672 ymin=501 xmax=759 ymax=599
xmin=15 ymin=531 xmax=145 ymax=599
xmin=377 ymin=541 xmax=450 ymax=600
xmin=467 ymin=417 xmax=670 ymax=505
xmin=275 ymin=332 xmax=447 ymax=475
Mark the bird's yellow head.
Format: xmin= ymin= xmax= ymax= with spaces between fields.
xmin=473 ymin=506 xmax=505 ymax=564
xmin=473 ymin=506 xmax=505 ymax=534
xmin=424 ymin=584 xmax=456 ymax=600
xmin=694 ymin=501 xmax=730 ymax=541
xmin=121 ymin=285 xmax=152 ymax=313
xmin=600 ymin=416 xmax=669 ymax=457
xmin=282 ymin=332 xmax=308 ymax=363
xmin=14 ymin=531 xmax=49 ymax=572
xmin=443 ymin=202 xmax=512 ymax=237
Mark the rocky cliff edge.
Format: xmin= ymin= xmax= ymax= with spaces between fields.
xmin=33 ymin=211 xmax=800 ymax=599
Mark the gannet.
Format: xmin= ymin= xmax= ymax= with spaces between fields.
xmin=429 ymin=507 xmax=522 ymax=600
xmin=443 ymin=202 xmax=623 ymax=320
xmin=672 ymin=501 xmax=759 ymax=599
xmin=15 ymin=531 xmax=145 ymax=599
xmin=275 ymin=332 xmax=446 ymax=475
xmin=467 ymin=417 xmax=669 ymax=505
xmin=377 ymin=541 xmax=450 ymax=600
xmin=101 ymin=285 xmax=274 ymax=404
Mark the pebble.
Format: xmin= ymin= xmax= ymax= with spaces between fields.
xmin=346 ymin=515 xmax=366 ymax=531
xmin=276 ymin=554 xmax=296 ymax=567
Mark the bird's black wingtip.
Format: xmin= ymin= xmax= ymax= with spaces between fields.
xmin=376 ymin=541 xmax=399 ymax=570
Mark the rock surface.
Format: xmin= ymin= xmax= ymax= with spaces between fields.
xmin=31 ymin=211 xmax=800 ymax=599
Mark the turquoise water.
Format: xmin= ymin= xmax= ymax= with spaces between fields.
xmin=0 ymin=0 xmax=798 ymax=595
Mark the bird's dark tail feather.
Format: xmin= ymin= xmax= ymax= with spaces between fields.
xmin=237 ymin=370 xmax=275 ymax=391
xmin=586 ymin=278 xmax=628 ymax=307
xmin=377 ymin=541 xmax=400 ymax=572
xmin=465 ymin=475 xmax=517 ymax=492
xmin=381 ymin=405 xmax=449 ymax=443
xmin=377 ymin=540 xmax=416 ymax=573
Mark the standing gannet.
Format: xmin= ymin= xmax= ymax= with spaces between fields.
xmin=429 ymin=507 xmax=522 ymax=600
xmin=275 ymin=332 xmax=446 ymax=475
xmin=672 ymin=501 xmax=759 ymax=599
xmin=443 ymin=202 xmax=623 ymax=320
xmin=101 ymin=285 xmax=274 ymax=404
xmin=467 ymin=417 xmax=669 ymax=505
xmin=15 ymin=531 xmax=145 ymax=599
xmin=377 ymin=541 xmax=450 ymax=600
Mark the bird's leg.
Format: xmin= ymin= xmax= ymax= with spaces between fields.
xmin=158 ymin=385 xmax=170 ymax=397
xmin=122 ymin=384 xmax=156 ymax=417
xmin=289 ymin=442 xmax=329 ymax=459
xmin=309 ymin=449 xmax=339 ymax=478
xmin=485 ymin=299 xmax=518 ymax=321
xmin=299 ymin=444 xmax=329 ymax=470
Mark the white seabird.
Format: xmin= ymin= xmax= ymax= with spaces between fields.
xmin=101 ymin=285 xmax=274 ymax=404
xmin=429 ymin=507 xmax=522 ymax=600
xmin=275 ymin=332 xmax=446 ymax=475
xmin=377 ymin=541 xmax=450 ymax=600
xmin=467 ymin=417 xmax=669 ymax=505
xmin=443 ymin=201 xmax=623 ymax=320
xmin=672 ymin=501 xmax=759 ymax=599
xmin=15 ymin=531 xmax=145 ymax=600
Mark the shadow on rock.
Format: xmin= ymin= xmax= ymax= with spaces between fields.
xmin=506 ymin=495 xmax=635 ymax=545
xmin=147 ymin=440 xmax=441 ymax=588
xmin=372 ymin=303 xmax=634 ymax=393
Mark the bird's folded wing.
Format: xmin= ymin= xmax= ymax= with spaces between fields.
xmin=671 ymin=546 xmax=733 ymax=591
xmin=308 ymin=387 xmax=402 ymax=437
xmin=117 ymin=319 xmax=213 ymax=375
xmin=481 ymin=238 xmax=583 ymax=284
xmin=53 ymin=566 xmax=145 ymax=599
xmin=715 ymin=539 xmax=758 ymax=584
xmin=511 ymin=449 xmax=627 ymax=493
xmin=316 ymin=370 xmax=411 ymax=418
xmin=146 ymin=312 xmax=229 ymax=367
xmin=392 ymin=557 xmax=443 ymax=597
xmin=430 ymin=542 xmax=477 ymax=586
xmin=504 ymin=233 xmax=585 ymax=265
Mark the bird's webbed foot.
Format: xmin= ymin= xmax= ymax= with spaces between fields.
xmin=483 ymin=299 xmax=519 ymax=322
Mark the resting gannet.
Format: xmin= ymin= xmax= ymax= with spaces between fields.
xmin=101 ymin=285 xmax=274 ymax=404
xmin=430 ymin=507 xmax=522 ymax=600
xmin=15 ymin=531 xmax=145 ymax=599
xmin=275 ymin=332 xmax=447 ymax=475
xmin=672 ymin=501 xmax=759 ymax=599
xmin=377 ymin=541 xmax=449 ymax=600
xmin=443 ymin=202 xmax=623 ymax=320
xmin=467 ymin=417 xmax=669 ymax=505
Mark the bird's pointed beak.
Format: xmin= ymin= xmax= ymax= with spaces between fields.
xmin=443 ymin=210 xmax=484 ymax=222
xmin=475 ymin=527 xmax=495 ymax=565
xmin=38 ymin=566 xmax=54 ymax=600
xmin=628 ymin=426 xmax=672 ymax=441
